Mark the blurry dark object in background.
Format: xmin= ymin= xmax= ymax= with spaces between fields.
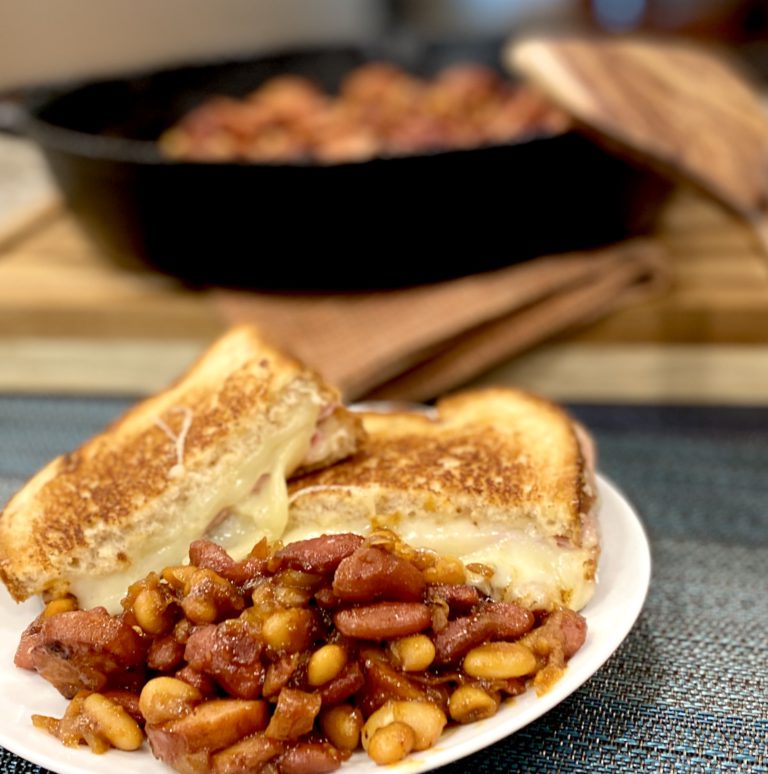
xmin=582 ymin=0 xmax=768 ymax=41
xmin=18 ymin=43 xmax=671 ymax=290
xmin=581 ymin=0 xmax=768 ymax=82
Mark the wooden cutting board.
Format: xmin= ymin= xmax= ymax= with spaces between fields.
xmin=0 ymin=189 xmax=766 ymax=401
xmin=0 ymin=189 xmax=765 ymax=345
xmin=509 ymin=36 xmax=768 ymax=250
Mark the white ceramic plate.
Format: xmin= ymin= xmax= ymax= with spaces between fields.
xmin=0 ymin=475 xmax=650 ymax=774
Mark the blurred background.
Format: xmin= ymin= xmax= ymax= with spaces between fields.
xmin=1 ymin=0 xmax=767 ymax=404
xmin=2 ymin=0 xmax=768 ymax=90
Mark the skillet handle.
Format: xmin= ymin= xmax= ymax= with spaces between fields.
xmin=0 ymin=98 xmax=27 ymax=135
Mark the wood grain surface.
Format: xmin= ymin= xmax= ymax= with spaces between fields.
xmin=0 ymin=191 xmax=763 ymax=342
xmin=0 ymin=190 xmax=766 ymax=402
xmin=509 ymin=36 xmax=768 ymax=240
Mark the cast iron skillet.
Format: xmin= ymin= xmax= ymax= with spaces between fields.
xmin=17 ymin=40 xmax=671 ymax=289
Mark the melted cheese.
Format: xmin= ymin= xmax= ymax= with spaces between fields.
xmin=282 ymin=513 xmax=595 ymax=612
xmin=69 ymin=403 xmax=320 ymax=613
xmin=461 ymin=538 xmax=595 ymax=611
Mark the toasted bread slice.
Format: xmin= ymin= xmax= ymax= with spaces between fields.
xmin=0 ymin=325 xmax=364 ymax=611
xmin=287 ymin=387 xmax=599 ymax=611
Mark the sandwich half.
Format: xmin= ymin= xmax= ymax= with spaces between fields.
xmin=286 ymin=388 xmax=599 ymax=611
xmin=0 ymin=325 xmax=364 ymax=612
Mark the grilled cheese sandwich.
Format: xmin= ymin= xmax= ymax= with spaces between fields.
xmin=0 ymin=325 xmax=364 ymax=612
xmin=286 ymin=388 xmax=599 ymax=611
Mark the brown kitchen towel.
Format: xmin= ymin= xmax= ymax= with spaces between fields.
xmin=213 ymin=239 xmax=667 ymax=403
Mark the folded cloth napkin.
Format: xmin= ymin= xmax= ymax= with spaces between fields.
xmin=213 ymin=239 xmax=667 ymax=403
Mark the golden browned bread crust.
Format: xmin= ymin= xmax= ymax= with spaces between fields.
xmin=289 ymin=387 xmax=594 ymax=548
xmin=287 ymin=387 xmax=600 ymax=611
xmin=0 ymin=325 xmax=362 ymax=603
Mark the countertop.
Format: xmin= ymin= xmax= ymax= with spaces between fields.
xmin=0 ymin=138 xmax=767 ymax=404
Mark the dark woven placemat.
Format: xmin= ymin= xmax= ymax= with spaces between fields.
xmin=0 ymin=397 xmax=766 ymax=774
